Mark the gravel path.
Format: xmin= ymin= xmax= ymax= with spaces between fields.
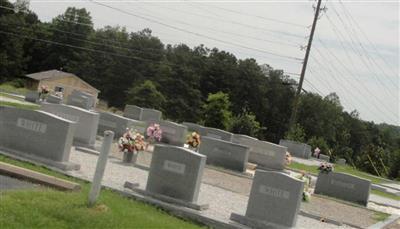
xmin=67 ymin=148 xmax=364 ymax=228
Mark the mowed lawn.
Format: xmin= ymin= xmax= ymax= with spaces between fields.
xmin=288 ymin=161 xmax=400 ymax=201
xmin=0 ymin=156 xmax=204 ymax=229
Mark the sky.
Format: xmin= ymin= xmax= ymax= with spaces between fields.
xmin=18 ymin=0 xmax=400 ymax=125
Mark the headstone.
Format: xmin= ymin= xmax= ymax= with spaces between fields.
xmin=182 ymin=122 xmax=206 ymax=136
xmin=319 ymin=154 xmax=330 ymax=162
xmin=46 ymin=94 xmax=62 ymax=104
xmin=230 ymin=170 xmax=304 ymax=228
xmin=123 ymin=105 xmax=143 ymax=120
xmin=141 ymin=108 xmax=162 ymax=122
xmin=337 ymin=158 xmax=346 ymax=165
xmin=67 ymin=94 xmax=92 ymax=110
xmin=159 ymin=120 xmax=187 ymax=146
xmin=0 ymin=106 xmax=78 ymax=170
xmin=146 ymin=145 xmax=206 ymax=203
xmin=199 ymin=136 xmax=249 ymax=172
xmin=279 ymin=139 xmax=312 ymax=159
xmin=233 ymin=134 xmax=287 ymax=170
xmin=204 ymin=127 xmax=233 ymax=142
xmin=98 ymin=112 xmax=147 ymax=137
xmin=24 ymin=91 xmax=39 ymax=103
xmin=314 ymin=172 xmax=371 ymax=206
xmin=71 ymin=90 xmax=95 ymax=107
xmin=41 ymin=103 xmax=99 ymax=148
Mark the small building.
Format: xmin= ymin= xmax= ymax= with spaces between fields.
xmin=25 ymin=70 xmax=100 ymax=102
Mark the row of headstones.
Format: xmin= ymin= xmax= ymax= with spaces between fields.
xmin=25 ymin=89 xmax=96 ymax=110
xmin=183 ymin=122 xmax=288 ymax=172
xmin=135 ymin=144 xmax=371 ymax=228
xmin=122 ymin=106 xmax=289 ymax=173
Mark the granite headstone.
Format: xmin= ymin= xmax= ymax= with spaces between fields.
xmin=146 ymin=144 xmax=206 ymax=203
xmin=314 ymin=172 xmax=371 ymax=206
xmin=230 ymin=170 xmax=303 ymax=228
xmin=279 ymin=139 xmax=312 ymax=159
xmin=41 ymin=103 xmax=99 ymax=148
xmin=199 ymin=136 xmax=249 ymax=172
xmin=0 ymin=106 xmax=78 ymax=170
xmin=159 ymin=120 xmax=188 ymax=146
xmin=233 ymin=134 xmax=287 ymax=170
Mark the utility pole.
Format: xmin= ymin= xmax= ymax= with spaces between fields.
xmin=288 ymin=0 xmax=323 ymax=131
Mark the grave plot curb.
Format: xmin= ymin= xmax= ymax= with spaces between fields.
xmin=0 ymin=161 xmax=80 ymax=191
xmin=369 ymin=200 xmax=400 ymax=210
xmin=367 ymin=214 xmax=400 ymax=229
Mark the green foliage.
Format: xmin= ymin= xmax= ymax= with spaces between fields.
xmin=202 ymin=92 xmax=232 ymax=130
xmin=0 ymin=156 xmax=204 ymax=229
xmin=285 ymin=123 xmax=306 ymax=142
xmin=229 ymin=111 xmax=261 ymax=137
xmin=307 ymin=136 xmax=329 ymax=156
xmin=0 ymin=0 xmax=399 ymax=180
xmin=126 ymin=80 xmax=165 ymax=111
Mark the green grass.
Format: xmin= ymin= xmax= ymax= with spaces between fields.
xmin=0 ymin=101 xmax=39 ymax=110
xmin=0 ymin=83 xmax=30 ymax=95
xmin=372 ymin=211 xmax=391 ymax=222
xmin=371 ymin=190 xmax=400 ymax=201
xmin=288 ymin=162 xmax=400 ymax=201
xmin=0 ymin=155 xmax=204 ymax=229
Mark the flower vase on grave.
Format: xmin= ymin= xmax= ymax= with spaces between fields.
xmin=122 ymin=150 xmax=138 ymax=164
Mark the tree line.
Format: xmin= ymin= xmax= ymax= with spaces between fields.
xmin=0 ymin=1 xmax=399 ymax=180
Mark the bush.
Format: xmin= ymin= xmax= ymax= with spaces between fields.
xmin=229 ymin=112 xmax=261 ymax=137
xmin=202 ymin=92 xmax=232 ymax=130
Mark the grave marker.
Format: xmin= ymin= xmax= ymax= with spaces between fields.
xmin=233 ymin=134 xmax=287 ymax=170
xmin=123 ymin=105 xmax=143 ymax=120
xmin=199 ymin=136 xmax=249 ymax=172
xmin=204 ymin=127 xmax=233 ymax=141
xmin=141 ymin=108 xmax=162 ymax=122
xmin=230 ymin=170 xmax=303 ymax=228
xmin=314 ymin=172 xmax=371 ymax=206
xmin=279 ymin=139 xmax=312 ymax=159
xmin=41 ymin=103 xmax=99 ymax=148
xmin=98 ymin=112 xmax=147 ymax=137
xmin=0 ymin=106 xmax=78 ymax=170
xmin=159 ymin=120 xmax=187 ymax=146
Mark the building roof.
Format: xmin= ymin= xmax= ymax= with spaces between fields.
xmin=25 ymin=70 xmax=99 ymax=92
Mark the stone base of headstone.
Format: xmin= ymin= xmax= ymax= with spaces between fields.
xmin=0 ymin=147 xmax=80 ymax=171
xmin=206 ymin=164 xmax=254 ymax=179
xmin=73 ymin=140 xmax=96 ymax=150
xmin=230 ymin=213 xmax=287 ymax=229
xmin=75 ymin=146 xmax=100 ymax=156
xmin=122 ymin=151 xmax=138 ymax=163
xmin=124 ymin=181 xmax=209 ymax=211
xmin=257 ymin=166 xmax=290 ymax=175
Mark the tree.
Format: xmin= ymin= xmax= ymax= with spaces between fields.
xmin=285 ymin=123 xmax=306 ymax=142
xmin=126 ymin=80 xmax=165 ymax=110
xmin=229 ymin=111 xmax=261 ymax=137
xmin=202 ymin=92 xmax=232 ymax=130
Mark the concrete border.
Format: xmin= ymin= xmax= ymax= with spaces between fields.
xmin=0 ymin=161 xmax=80 ymax=191
xmin=0 ymin=149 xmax=80 ymax=171
xmin=124 ymin=181 xmax=209 ymax=211
xmin=230 ymin=213 xmax=286 ymax=229
xmin=367 ymin=214 xmax=400 ymax=229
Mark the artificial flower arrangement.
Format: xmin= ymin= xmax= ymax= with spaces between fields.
xmin=285 ymin=151 xmax=292 ymax=166
xmin=39 ymin=85 xmax=50 ymax=101
xmin=318 ymin=162 xmax=334 ymax=173
xmin=186 ymin=132 xmax=201 ymax=150
xmin=146 ymin=123 xmax=162 ymax=144
xmin=296 ymin=171 xmax=312 ymax=202
xmin=118 ymin=128 xmax=146 ymax=163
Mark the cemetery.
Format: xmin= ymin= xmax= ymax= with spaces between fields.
xmin=1 ymin=95 xmax=399 ymax=229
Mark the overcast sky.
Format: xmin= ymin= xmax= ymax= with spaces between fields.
xmin=22 ymin=0 xmax=399 ymax=125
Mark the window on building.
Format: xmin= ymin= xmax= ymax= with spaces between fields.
xmin=54 ymin=86 xmax=64 ymax=92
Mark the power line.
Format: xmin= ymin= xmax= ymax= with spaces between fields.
xmin=328 ymin=2 xmax=398 ymax=87
xmin=312 ymin=45 xmax=398 ymax=124
xmin=88 ymin=0 xmax=303 ymax=62
xmin=323 ymin=13 xmax=396 ymax=98
xmin=338 ymin=0 xmax=399 ymax=78
xmin=191 ymin=1 xmax=307 ymax=28
xmin=135 ymin=3 xmax=301 ymax=48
